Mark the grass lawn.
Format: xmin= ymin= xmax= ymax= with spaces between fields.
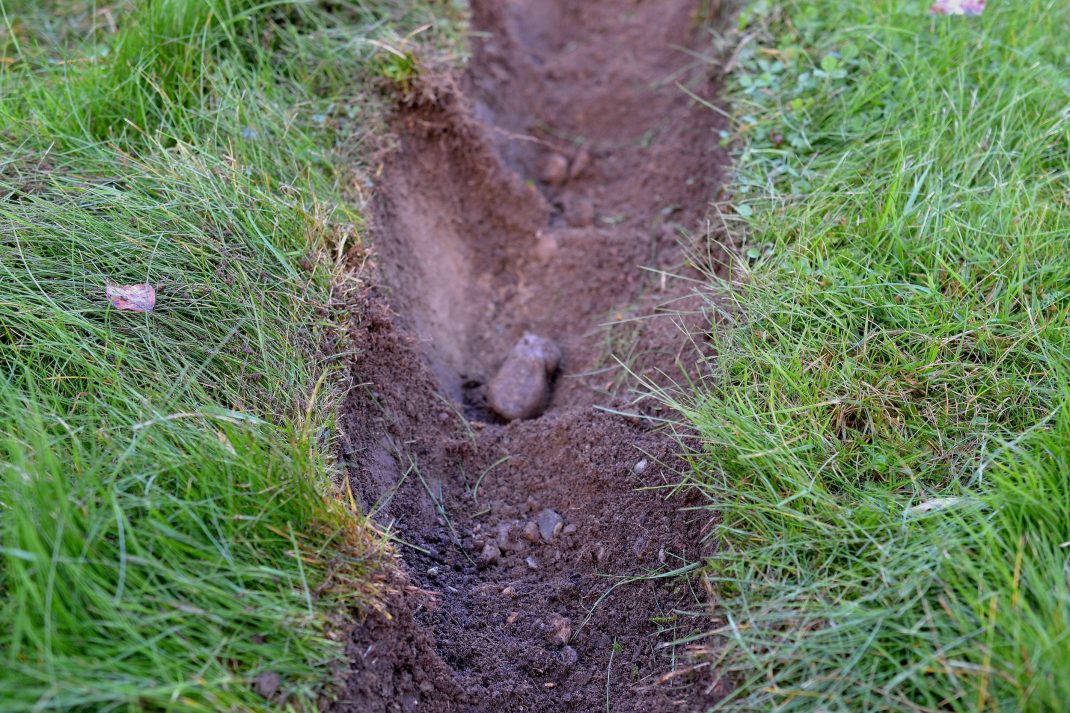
xmin=682 ymin=0 xmax=1070 ymax=709
xmin=0 ymin=1 xmax=455 ymax=709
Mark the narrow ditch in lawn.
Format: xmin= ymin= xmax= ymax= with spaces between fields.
xmin=335 ymin=1 xmax=729 ymax=710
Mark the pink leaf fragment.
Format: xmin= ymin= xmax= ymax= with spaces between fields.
xmin=930 ymin=0 xmax=985 ymax=15
xmin=105 ymin=281 xmax=156 ymax=312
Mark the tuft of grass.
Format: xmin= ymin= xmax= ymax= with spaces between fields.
xmin=678 ymin=0 xmax=1070 ymax=710
xmin=0 ymin=0 xmax=460 ymax=709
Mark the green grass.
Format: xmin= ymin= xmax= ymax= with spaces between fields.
xmin=0 ymin=1 xmax=458 ymax=709
xmin=678 ymin=1 xmax=1070 ymax=710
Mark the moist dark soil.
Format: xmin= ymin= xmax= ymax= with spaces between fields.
xmin=333 ymin=1 xmax=730 ymax=711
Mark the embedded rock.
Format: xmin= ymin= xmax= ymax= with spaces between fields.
xmin=486 ymin=334 xmax=561 ymax=421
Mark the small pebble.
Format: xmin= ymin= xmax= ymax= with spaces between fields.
xmin=496 ymin=523 xmax=513 ymax=549
xmin=563 ymin=523 xmax=578 ymax=536
xmin=547 ymin=614 xmax=572 ymax=646
xmin=540 ymin=152 xmax=570 ymax=185
xmin=633 ymin=458 xmax=649 ymax=476
xmin=526 ymin=556 xmax=539 ymax=570
xmin=427 ymin=566 xmax=440 ymax=577
xmin=559 ymin=645 xmax=579 ymax=667
xmin=479 ymin=542 xmax=501 ymax=565
xmin=507 ymin=611 xmax=520 ymax=625
xmin=254 ymin=671 xmax=281 ymax=699
xmin=522 ymin=521 xmax=541 ymax=543
xmin=537 ymin=508 xmax=564 ymax=542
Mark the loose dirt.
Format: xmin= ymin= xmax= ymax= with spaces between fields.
xmin=334 ymin=1 xmax=730 ymax=711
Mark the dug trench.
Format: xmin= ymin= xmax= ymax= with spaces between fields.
xmin=334 ymin=1 xmax=729 ymax=710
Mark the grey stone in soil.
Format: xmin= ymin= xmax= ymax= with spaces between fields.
xmin=537 ymin=508 xmax=564 ymax=542
xmin=486 ymin=334 xmax=562 ymax=421
xmin=516 ymin=332 xmax=561 ymax=372
xmin=496 ymin=522 xmax=513 ymax=549
xmin=559 ymin=645 xmax=579 ymax=667
xmin=540 ymin=152 xmax=569 ymax=185
xmin=633 ymin=458 xmax=649 ymax=476
xmin=479 ymin=542 xmax=501 ymax=565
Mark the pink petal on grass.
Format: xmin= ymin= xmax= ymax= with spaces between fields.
xmin=105 ymin=282 xmax=156 ymax=312
xmin=930 ymin=0 xmax=985 ymax=15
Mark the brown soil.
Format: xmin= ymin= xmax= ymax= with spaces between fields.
xmin=333 ymin=1 xmax=730 ymax=711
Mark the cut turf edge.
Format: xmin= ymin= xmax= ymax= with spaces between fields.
xmin=0 ymin=1 xmax=462 ymax=709
xmin=673 ymin=1 xmax=1070 ymax=710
